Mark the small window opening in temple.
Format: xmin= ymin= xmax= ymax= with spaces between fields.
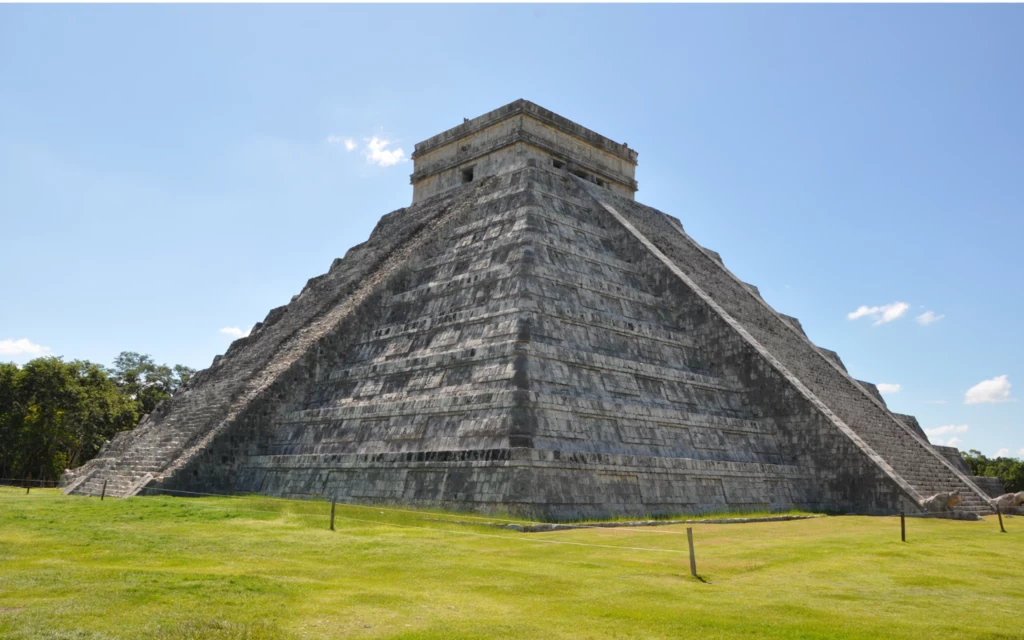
xmin=552 ymin=159 xmax=565 ymax=169
xmin=596 ymin=178 xmax=606 ymax=187
xmin=571 ymin=169 xmax=588 ymax=180
xmin=462 ymin=167 xmax=474 ymax=183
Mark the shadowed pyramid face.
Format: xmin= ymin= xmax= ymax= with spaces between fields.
xmin=63 ymin=103 xmax=994 ymax=521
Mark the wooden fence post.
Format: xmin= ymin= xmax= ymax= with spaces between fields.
xmin=100 ymin=480 xmax=107 ymax=501
xmin=330 ymin=498 xmax=337 ymax=531
xmin=901 ymin=512 xmax=906 ymax=542
xmin=687 ymin=527 xmax=697 ymax=578
xmin=997 ymin=506 xmax=1006 ymax=533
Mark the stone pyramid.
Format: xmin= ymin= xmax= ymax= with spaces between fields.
xmin=63 ymin=100 xmax=996 ymax=519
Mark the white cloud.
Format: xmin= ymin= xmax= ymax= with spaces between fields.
xmin=916 ymin=310 xmax=945 ymax=325
xmin=964 ymin=375 xmax=1013 ymax=404
xmin=926 ymin=425 xmax=969 ymax=447
xmin=326 ymin=135 xmax=357 ymax=151
xmin=925 ymin=424 xmax=969 ymax=437
xmin=996 ymin=448 xmax=1010 ymax=458
xmin=1018 ymin=448 xmax=1024 ymax=457
xmin=364 ymin=137 xmax=406 ymax=167
xmin=847 ymin=306 xmax=876 ymax=320
xmin=219 ymin=326 xmax=252 ymax=339
xmin=876 ymin=383 xmax=901 ymax=394
xmin=847 ymin=302 xmax=910 ymax=326
xmin=0 ymin=338 xmax=51 ymax=357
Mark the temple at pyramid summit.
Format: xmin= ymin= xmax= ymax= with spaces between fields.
xmin=62 ymin=99 xmax=1002 ymax=519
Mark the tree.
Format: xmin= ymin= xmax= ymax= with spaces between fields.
xmin=962 ymin=449 xmax=1024 ymax=494
xmin=0 ymin=352 xmax=197 ymax=481
xmin=108 ymin=352 xmax=195 ymax=415
xmin=0 ymin=362 xmax=22 ymax=478
xmin=173 ymin=364 xmax=195 ymax=388
xmin=0 ymin=358 xmax=137 ymax=480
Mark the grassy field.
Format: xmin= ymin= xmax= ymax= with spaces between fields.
xmin=0 ymin=488 xmax=1020 ymax=640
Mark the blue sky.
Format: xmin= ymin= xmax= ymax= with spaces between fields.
xmin=1 ymin=5 xmax=1021 ymax=458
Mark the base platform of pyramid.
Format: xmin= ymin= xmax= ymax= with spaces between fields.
xmin=63 ymin=100 xmax=997 ymax=520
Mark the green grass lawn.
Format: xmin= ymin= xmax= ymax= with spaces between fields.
xmin=0 ymin=488 xmax=1020 ymax=640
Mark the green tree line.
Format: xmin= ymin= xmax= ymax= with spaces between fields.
xmin=0 ymin=353 xmax=195 ymax=481
xmin=961 ymin=450 xmax=1024 ymax=494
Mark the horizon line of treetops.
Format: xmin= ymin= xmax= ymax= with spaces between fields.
xmin=1 ymin=352 xmax=1021 ymax=493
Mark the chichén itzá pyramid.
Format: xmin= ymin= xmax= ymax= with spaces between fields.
xmin=62 ymin=100 xmax=1003 ymax=520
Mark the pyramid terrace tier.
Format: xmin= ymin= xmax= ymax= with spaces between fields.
xmin=226 ymin=449 xmax=911 ymax=521
xmin=270 ymin=388 xmax=786 ymax=464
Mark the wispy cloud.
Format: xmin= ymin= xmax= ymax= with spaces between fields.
xmin=848 ymin=302 xmax=910 ymax=326
xmin=964 ymin=375 xmax=1013 ymax=404
xmin=325 ymin=133 xmax=406 ymax=166
xmin=364 ymin=137 xmax=406 ymax=167
xmin=925 ymin=424 xmax=969 ymax=437
xmin=916 ymin=310 xmax=945 ymax=325
xmin=996 ymin=448 xmax=1010 ymax=458
xmin=876 ymin=383 xmax=901 ymax=394
xmin=925 ymin=424 xmax=969 ymax=447
xmin=1019 ymin=448 xmax=1024 ymax=457
xmin=219 ymin=326 xmax=252 ymax=339
xmin=326 ymin=135 xmax=357 ymax=151
xmin=0 ymin=338 xmax=51 ymax=358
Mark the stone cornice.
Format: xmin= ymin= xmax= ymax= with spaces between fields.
xmin=412 ymin=99 xmax=638 ymax=164
xmin=409 ymin=129 xmax=639 ymax=191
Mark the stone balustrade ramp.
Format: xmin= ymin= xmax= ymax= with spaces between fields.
xmin=589 ymin=183 xmax=992 ymax=516
xmin=63 ymin=177 xmax=491 ymax=498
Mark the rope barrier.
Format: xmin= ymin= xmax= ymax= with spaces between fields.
xmin=326 ymin=511 xmax=690 ymax=554
xmin=133 ymin=486 xmax=548 ymax=525
xmin=157 ymin=499 xmax=692 ymax=553
xmin=129 ymin=486 xmax=711 ymax=536
xmin=0 ymin=478 xmax=60 ymax=487
xmin=1 ymin=483 xmax=693 ymax=556
xmin=2 ymin=479 xmax=802 ymax=538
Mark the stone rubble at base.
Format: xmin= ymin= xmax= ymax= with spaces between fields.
xmin=63 ymin=100 xmax=1000 ymax=521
